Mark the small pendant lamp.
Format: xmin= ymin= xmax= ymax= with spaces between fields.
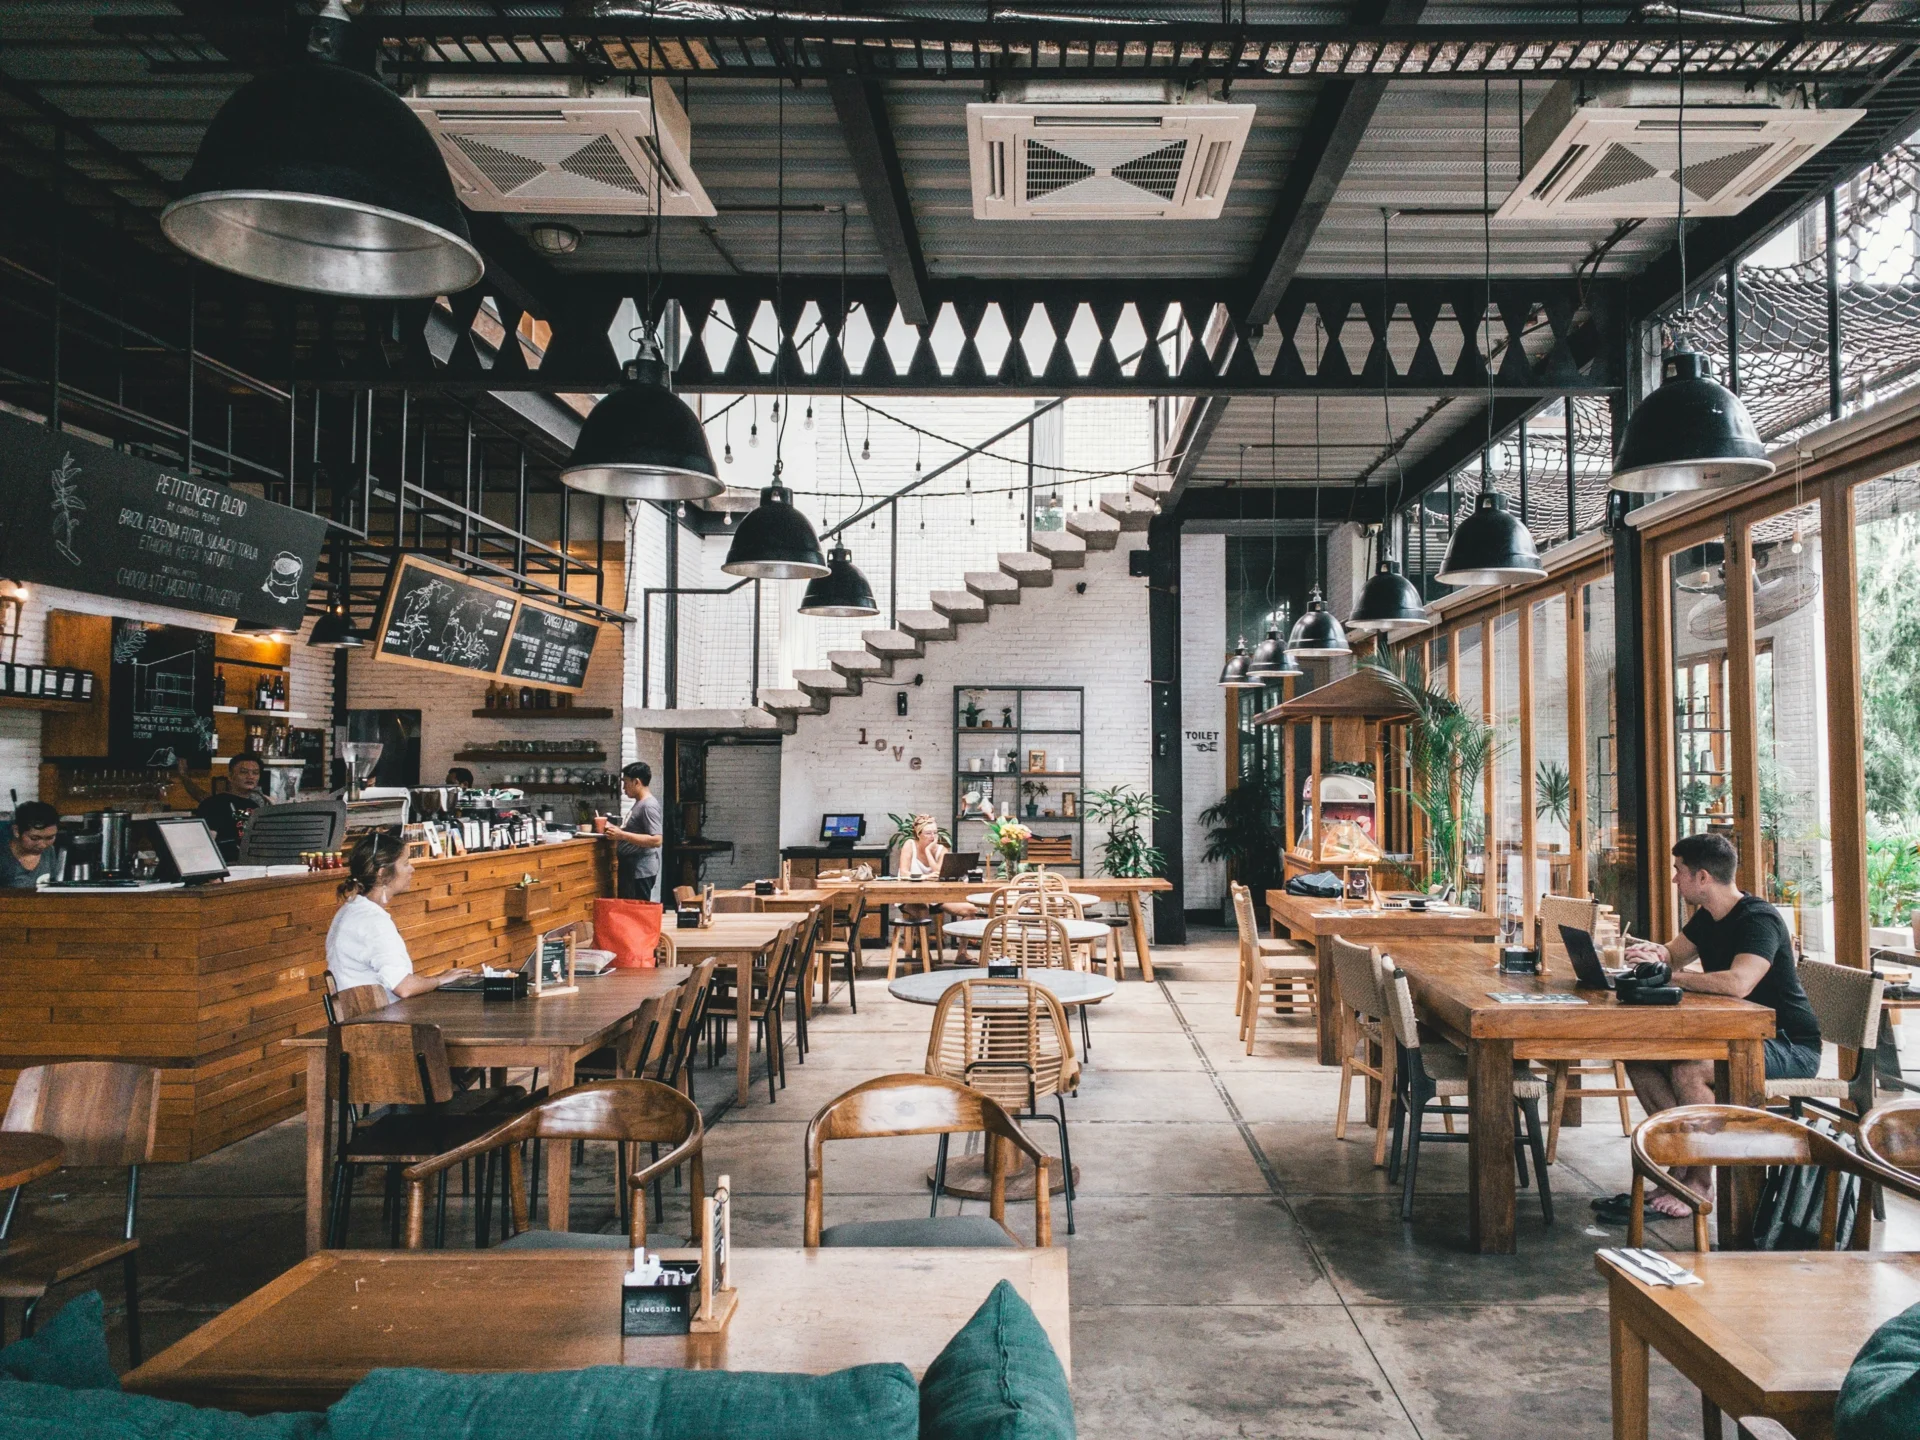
xmin=799 ymin=543 xmax=879 ymax=617
xmin=1246 ymin=624 xmax=1301 ymax=681
xmin=1218 ymin=637 xmax=1256 ymax=688
xmin=1435 ymin=488 xmax=1546 ymax=587
xmin=723 ymin=473 xmax=829 ymax=580
xmin=560 ymin=342 xmax=724 ymax=501
xmin=1348 ymin=525 xmax=1432 ymax=635
xmin=1288 ymin=587 xmax=1351 ymax=658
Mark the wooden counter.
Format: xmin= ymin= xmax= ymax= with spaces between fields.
xmin=0 ymin=838 xmax=610 ymax=1162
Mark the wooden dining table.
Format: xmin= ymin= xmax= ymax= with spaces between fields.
xmin=826 ymin=877 xmax=1172 ymax=980
xmin=1392 ymin=940 xmax=1774 ymax=1255
xmin=1599 ymin=1249 xmax=1920 ymax=1440
xmin=660 ymin=911 xmax=810 ymax=1104
xmin=122 ymin=1247 xmax=1071 ymax=1414
xmin=1265 ymin=890 xmax=1501 ymax=1064
xmin=0 ymin=1132 xmax=64 ymax=1191
xmin=281 ymin=969 xmax=690 ymax=1255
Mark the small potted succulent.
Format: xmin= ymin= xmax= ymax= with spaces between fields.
xmin=1021 ymin=779 xmax=1049 ymax=818
xmin=961 ymin=695 xmax=982 ymax=728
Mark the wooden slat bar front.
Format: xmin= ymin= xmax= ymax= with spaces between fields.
xmin=0 ymin=838 xmax=610 ymax=1163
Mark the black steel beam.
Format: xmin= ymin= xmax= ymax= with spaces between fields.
xmin=1170 ymin=485 xmax=1397 ymax=526
xmin=827 ymin=74 xmax=929 ymax=327
xmin=1164 ymin=394 xmax=1229 ymax=515
xmin=1241 ymin=0 xmax=1425 ymax=327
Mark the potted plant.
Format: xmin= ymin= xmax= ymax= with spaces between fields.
xmin=1534 ymin=760 xmax=1571 ymax=837
xmin=1021 ymin=779 xmax=1049 ymax=818
xmin=1362 ymin=653 xmax=1500 ymax=899
xmin=961 ymin=695 xmax=982 ymax=729
xmin=1200 ymin=771 xmax=1282 ymax=922
xmin=1084 ymin=784 xmax=1165 ymax=879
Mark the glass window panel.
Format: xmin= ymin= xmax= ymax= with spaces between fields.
xmin=1456 ymin=625 xmax=1487 ymax=909
xmin=1531 ymin=596 xmax=1571 ymax=904
xmin=1838 ymin=152 xmax=1920 ymax=422
xmin=1583 ymin=576 xmax=1635 ymax=932
xmin=1493 ymin=612 xmax=1523 ymax=920
xmin=1670 ymin=543 xmax=1736 ymax=900
xmin=1855 ymin=466 xmax=1920 ymax=930
xmin=1749 ymin=502 xmax=1834 ymax=957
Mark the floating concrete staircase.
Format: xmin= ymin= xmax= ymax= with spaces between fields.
xmin=756 ymin=492 xmax=1159 ymax=733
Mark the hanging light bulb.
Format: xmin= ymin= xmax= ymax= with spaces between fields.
xmin=724 ymin=511 xmax=734 ymax=526
xmin=861 ymin=436 xmax=871 ymax=461
xmin=676 ymin=501 xmax=687 ymax=518
xmin=1219 ymin=637 xmax=1256 ymax=688
xmin=1288 ymin=587 xmax=1351 ymax=658
xmin=804 ymin=401 xmax=814 ymax=431
xmin=724 ymin=441 xmax=734 ymax=465
xmin=748 ymin=421 xmax=759 ymax=449
xmin=770 ymin=398 xmax=781 ymax=424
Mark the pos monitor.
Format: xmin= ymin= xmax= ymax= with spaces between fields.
xmin=147 ymin=816 xmax=230 ymax=884
xmin=819 ymin=813 xmax=866 ymax=845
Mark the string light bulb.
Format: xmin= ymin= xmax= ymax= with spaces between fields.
xmin=748 ymin=421 xmax=759 ymax=449
xmin=723 ymin=441 xmax=733 ymax=464
xmin=804 ymin=401 xmax=814 ymax=431
xmin=676 ymin=501 xmax=687 ymax=518
xmin=770 ymin=398 xmax=780 ymax=424
xmin=861 ymin=436 xmax=871 ymax=461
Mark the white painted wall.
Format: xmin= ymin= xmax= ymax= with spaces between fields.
xmin=700 ymin=741 xmax=784 ymax=888
xmin=1180 ymin=532 xmax=1227 ymax=912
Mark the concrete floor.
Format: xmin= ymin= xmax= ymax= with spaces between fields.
xmin=12 ymin=928 xmax=1916 ymax=1437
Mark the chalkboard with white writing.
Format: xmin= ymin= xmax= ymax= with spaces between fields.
xmin=108 ymin=619 xmax=216 ymax=766
xmin=374 ymin=556 xmax=516 ymax=677
xmin=499 ymin=601 xmax=600 ymax=693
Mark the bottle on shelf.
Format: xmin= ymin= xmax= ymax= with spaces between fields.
xmin=519 ymin=685 xmax=533 ymax=709
xmin=213 ymin=670 xmax=226 ymax=706
xmin=273 ymin=675 xmax=286 ymax=709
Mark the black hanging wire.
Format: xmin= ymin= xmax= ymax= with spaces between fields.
xmin=1481 ymin=75 xmax=1494 ymax=496
xmin=774 ymin=71 xmax=788 ymax=479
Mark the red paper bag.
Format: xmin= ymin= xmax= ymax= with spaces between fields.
xmin=594 ymin=899 xmax=663 ymax=968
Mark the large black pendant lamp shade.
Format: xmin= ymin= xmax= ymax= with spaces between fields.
xmin=723 ymin=476 xmax=829 ymax=580
xmin=1246 ymin=626 xmax=1301 ymax=682
xmin=1435 ymin=489 xmax=1545 ymax=587
xmin=306 ymin=593 xmax=363 ymax=649
xmin=161 ymin=6 xmax=482 ymax=298
xmin=799 ymin=543 xmax=879 ymax=618
xmin=1610 ymin=350 xmax=1775 ymax=493
xmin=561 ymin=345 xmax=723 ymax=501
xmin=1219 ymin=637 xmax=1255 ymax=688
xmin=1288 ymin=587 xmax=1350 ymax=658
xmin=1348 ymin=529 xmax=1431 ymax=636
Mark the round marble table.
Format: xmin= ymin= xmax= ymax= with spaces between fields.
xmin=0 ymin=1132 xmax=64 ymax=1191
xmin=940 ymin=916 xmax=1110 ymax=946
xmin=887 ymin=965 xmax=1117 ymax=1008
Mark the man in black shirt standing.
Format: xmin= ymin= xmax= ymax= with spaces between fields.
xmin=190 ymin=751 xmax=271 ymax=862
xmin=1593 ymin=832 xmax=1822 ymax=1223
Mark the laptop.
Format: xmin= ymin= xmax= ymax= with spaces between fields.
xmin=938 ymin=852 xmax=973 ymax=881
xmin=1560 ymin=924 xmax=1628 ymax=990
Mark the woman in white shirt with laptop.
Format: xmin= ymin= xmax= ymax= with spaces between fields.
xmin=326 ymin=832 xmax=471 ymax=1000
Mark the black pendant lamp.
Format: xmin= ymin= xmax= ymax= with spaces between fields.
xmin=161 ymin=4 xmax=480 ymax=299
xmin=306 ymin=593 xmax=363 ymax=649
xmin=1435 ymin=488 xmax=1546 ymax=586
xmin=1288 ymin=587 xmax=1351 ymax=658
xmin=561 ymin=342 xmax=723 ymax=501
xmin=723 ymin=474 xmax=828 ymax=580
xmin=799 ymin=543 xmax=879 ymax=617
xmin=1348 ymin=526 xmax=1431 ymax=635
xmin=1246 ymin=625 xmax=1301 ymax=682
xmin=1610 ymin=349 xmax=1774 ymax=493
xmin=1218 ymin=637 xmax=1256 ymax=688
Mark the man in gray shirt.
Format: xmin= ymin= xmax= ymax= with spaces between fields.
xmin=598 ymin=761 xmax=664 ymax=901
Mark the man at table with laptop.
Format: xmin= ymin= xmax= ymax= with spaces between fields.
xmin=1582 ymin=832 xmax=1822 ymax=1225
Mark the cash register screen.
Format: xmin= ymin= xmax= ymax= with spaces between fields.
xmin=152 ymin=816 xmax=229 ymax=883
xmin=819 ymin=813 xmax=865 ymax=842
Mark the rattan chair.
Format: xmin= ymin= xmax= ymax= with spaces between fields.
xmin=1766 ymin=959 xmax=1883 ymax=1121
xmin=1234 ymin=882 xmax=1316 ymax=1050
xmin=1329 ymin=935 xmax=1396 ymax=1167
xmin=1535 ymin=893 xmax=1633 ymax=1162
xmin=925 ymin=976 xmax=1081 ymax=1234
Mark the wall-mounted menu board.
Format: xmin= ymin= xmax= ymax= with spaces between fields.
xmin=373 ymin=555 xmax=515 ymax=676
xmin=499 ymin=598 xmax=600 ymax=694
xmin=108 ymin=619 xmax=216 ymax=766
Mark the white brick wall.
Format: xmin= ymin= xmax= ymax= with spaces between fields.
xmin=1180 ymin=532 xmax=1227 ymax=911
xmin=699 ymin=741 xmax=783 ymax=888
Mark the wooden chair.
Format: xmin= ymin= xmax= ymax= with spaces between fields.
xmin=711 ymin=893 xmax=755 ymax=913
xmin=925 ymin=977 xmax=1080 ymax=1234
xmin=673 ymin=885 xmax=699 ymax=907
xmin=1381 ymin=960 xmax=1554 ymax=1225
xmin=654 ymin=957 xmax=719 ymax=1102
xmin=1233 ymin=882 xmax=1316 ymax=1051
xmin=1535 ymin=892 xmax=1632 ymax=1162
xmin=707 ymin=922 xmax=804 ymax=1102
xmin=0 ymin=1063 xmax=161 ymax=1363
xmin=322 ymin=972 xmax=392 ymax=1024
xmin=803 ymin=1074 xmax=1053 ymax=1248
xmin=1767 ymin=959 xmax=1884 ymax=1121
xmin=402 ymin=1080 xmax=703 ymax=1250
xmin=1860 ymin=1098 xmax=1920 ymax=1179
xmin=1329 ymin=936 xmax=1396 ymax=1167
xmin=811 ymin=891 xmax=865 ymax=1009
xmin=328 ymin=1022 xmax=531 ymax=1248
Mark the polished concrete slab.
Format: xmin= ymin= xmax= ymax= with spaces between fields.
xmin=8 ymin=925 xmax=1915 ymax=1439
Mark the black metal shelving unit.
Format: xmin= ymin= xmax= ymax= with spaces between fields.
xmin=952 ymin=685 xmax=1085 ymax=872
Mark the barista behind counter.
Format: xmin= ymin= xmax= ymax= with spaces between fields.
xmin=177 ymin=751 xmax=271 ymax=862
xmin=0 ymin=802 xmax=59 ymax=889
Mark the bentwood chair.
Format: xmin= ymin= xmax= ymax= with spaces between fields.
xmin=1860 ymin=1098 xmax=1920 ymax=1179
xmin=402 ymin=1080 xmax=704 ymax=1251
xmin=1382 ymin=960 xmax=1554 ymax=1225
xmin=804 ymin=1074 xmax=1053 ymax=1248
xmin=1328 ymin=936 xmax=1396 ymax=1167
xmin=0 ymin=1063 xmax=161 ymax=1362
xmin=1234 ymin=882 xmax=1316 ymax=1051
xmin=1535 ymin=892 xmax=1633 ymax=1162
xmin=925 ymin=977 xmax=1081 ymax=1233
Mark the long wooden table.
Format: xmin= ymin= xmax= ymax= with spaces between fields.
xmin=282 ymin=969 xmax=690 ymax=1254
xmin=123 ymin=1247 xmax=1071 ymax=1414
xmin=1393 ymin=941 xmax=1773 ymax=1255
xmin=827 ymin=877 xmax=1172 ymax=980
xmin=1600 ymin=1250 xmax=1920 ymax=1440
xmin=661 ymin=912 xmax=810 ymax=1104
xmin=1265 ymin=891 xmax=1500 ymax=1064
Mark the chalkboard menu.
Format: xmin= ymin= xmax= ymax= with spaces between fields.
xmin=108 ymin=619 xmax=216 ymax=766
xmin=500 ymin=600 xmax=600 ymax=693
xmin=0 ymin=408 xmax=327 ymax=627
xmin=374 ymin=555 xmax=515 ymax=676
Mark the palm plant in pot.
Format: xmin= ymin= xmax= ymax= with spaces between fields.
xmin=1200 ymin=770 xmax=1282 ymax=924
xmin=1084 ymin=784 xmax=1165 ymax=879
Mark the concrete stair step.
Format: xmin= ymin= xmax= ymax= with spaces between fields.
xmin=964 ymin=570 xmax=1022 ymax=604
xmin=862 ymin=629 xmax=922 ymax=660
xmin=1101 ymin=491 xmax=1154 ymax=531
xmin=997 ymin=551 xmax=1054 ymax=587
xmin=760 ymin=688 xmax=825 ymax=716
xmin=828 ymin=649 xmax=890 ymax=681
xmin=1030 ymin=529 xmax=1087 ymax=568
xmin=794 ymin=668 xmax=856 ymax=698
xmin=1133 ymin=473 xmax=1173 ymax=501
xmin=895 ymin=609 xmax=956 ymax=641
xmin=1067 ymin=509 xmax=1122 ymax=550
xmin=930 ymin=589 xmax=990 ymax=622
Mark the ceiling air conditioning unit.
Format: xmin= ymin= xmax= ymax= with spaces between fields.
xmin=404 ymin=77 xmax=716 ymax=216
xmin=967 ymin=81 xmax=1254 ymax=221
xmin=1497 ymin=80 xmax=1862 ymax=222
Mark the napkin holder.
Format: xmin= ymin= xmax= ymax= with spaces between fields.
xmin=754 ymin=880 xmax=776 ymax=896
xmin=1497 ymin=945 xmax=1540 ymax=976
xmin=482 ymin=972 xmax=529 ymax=1002
xmin=621 ymin=1255 xmax=699 ymax=1336
xmin=986 ymin=961 xmax=1021 ymax=979
xmin=675 ymin=908 xmax=706 ymax=930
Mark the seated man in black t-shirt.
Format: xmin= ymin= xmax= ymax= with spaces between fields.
xmin=1592 ymin=832 xmax=1822 ymax=1224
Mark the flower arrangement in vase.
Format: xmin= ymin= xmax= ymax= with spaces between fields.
xmin=984 ymin=813 xmax=1032 ymax=879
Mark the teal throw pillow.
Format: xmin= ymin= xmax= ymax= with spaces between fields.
xmin=326 ymin=1362 xmax=919 ymax=1440
xmin=1837 ymin=1300 xmax=1920 ymax=1440
xmin=0 ymin=1291 xmax=119 ymax=1391
xmin=919 ymin=1279 xmax=1074 ymax=1440
xmin=0 ymin=1381 xmax=324 ymax=1440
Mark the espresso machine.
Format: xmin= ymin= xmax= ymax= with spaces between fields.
xmin=51 ymin=809 xmax=133 ymax=884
